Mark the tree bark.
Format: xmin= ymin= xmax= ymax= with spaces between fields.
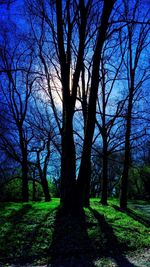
xmin=22 ymin=153 xmax=29 ymax=202
xmin=120 ymin=91 xmax=133 ymax=209
xmin=120 ymin=22 xmax=135 ymax=210
xmin=60 ymin=108 xmax=76 ymax=211
xmin=37 ymin=150 xmax=51 ymax=202
xmin=41 ymin=178 xmax=51 ymax=202
xmin=100 ymin=134 xmax=108 ymax=205
xmin=19 ymin=127 xmax=29 ymax=202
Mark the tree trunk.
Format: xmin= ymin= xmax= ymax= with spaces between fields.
xmin=100 ymin=134 xmax=108 ymax=205
xmin=100 ymin=67 xmax=108 ymax=205
xmin=32 ymin=179 xmax=36 ymax=201
xmin=60 ymin=110 xmax=76 ymax=211
xmin=120 ymin=22 xmax=135 ymax=210
xmin=119 ymin=133 xmax=131 ymax=209
xmin=77 ymin=148 xmax=91 ymax=207
xmin=18 ymin=125 xmax=29 ymax=202
xmin=41 ymin=177 xmax=51 ymax=202
xmin=22 ymin=156 xmax=29 ymax=202
xmin=20 ymin=132 xmax=29 ymax=202
xmin=37 ymin=151 xmax=51 ymax=202
xmin=120 ymin=90 xmax=133 ymax=210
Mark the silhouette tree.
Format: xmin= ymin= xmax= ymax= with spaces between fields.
xmin=119 ymin=0 xmax=150 ymax=209
xmin=0 ymin=39 xmax=35 ymax=201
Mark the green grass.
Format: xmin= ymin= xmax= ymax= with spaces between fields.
xmin=0 ymin=199 xmax=59 ymax=265
xmin=90 ymin=199 xmax=150 ymax=251
xmin=0 ymin=198 xmax=149 ymax=265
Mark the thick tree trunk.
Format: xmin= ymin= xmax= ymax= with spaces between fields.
xmin=60 ymin=110 xmax=76 ymax=211
xmin=56 ymin=1 xmax=77 ymax=212
xmin=77 ymin=148 xmax=91 ymax=207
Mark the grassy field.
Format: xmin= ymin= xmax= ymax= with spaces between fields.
xmin=0 ymin=198 xmax=149 ymax=266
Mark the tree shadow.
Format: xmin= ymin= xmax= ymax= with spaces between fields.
xmin=0 ymin=204 xmax=56 ymax=265
xmin=89 ymin=207 xmax=137 ymax=267
xmin=0 ymin=204 xmax=32 ymax=263
xmin=0 ymin=203 xmax=143 ymax=266
xmin=111 ymin=204 xmax=150 ymax=227
xmin=49 ymin=207 xmax=95 ymax=267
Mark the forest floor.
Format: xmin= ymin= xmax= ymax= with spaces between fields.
xmin=0 ymin=198 xmax=149 ymax=267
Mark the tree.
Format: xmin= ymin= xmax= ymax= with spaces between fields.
xmin=119 ymin=0 xmax=150 ymax=209
xmin=1 ymin=0 xmax=149 ymax=214
xmin=0 ymin=38 xmax=35 ymax=201
xmin=25 ymin=0 xmax=116 ymax=210
xmin=28 ymin=100 xmax=59 ymax=202
xmin=95 ymin=37 xmax=126 ymax=205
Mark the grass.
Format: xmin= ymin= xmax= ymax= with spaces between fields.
xmin=0 ymin=198 xmax=149 ymax=265
xmin=90 ymin=199 xmax=150 ymax=250
xmin=0 ymin=199 xmax=59 ymax=265
xmin=128 ymin=200 xmax=150 ymax=222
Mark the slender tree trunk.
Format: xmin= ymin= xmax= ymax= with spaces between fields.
xmin=22 ymin=154 xmax=29 ymax=202
xmin=37 ymin=151 xmax=51 ymax=202
xmin=100 ymin=67 xmax=108 ymax=205
xmin=81 ymin=65 xmax=88 ymax=133
xmin=41 ymin=177 xmax=51 ymax=202
xmin=120 ymin=22 xmax=135 ymax=210
xmin=120 ymin=147 xmax=130 ymax=209
xmin=19 ymin=128 xmax=29 ymax=202
xmin=32 ymin=179 xmax=36 ymax=201
xmin=100 ymin=134 xmax=108 ymax=205
xmin=120 ymin=90 xmax=133 ymax=209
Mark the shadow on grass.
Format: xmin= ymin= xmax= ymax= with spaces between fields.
xmin=49 ymin=207 xmax=95 ymax=267
xmin=111 ymin=204 xmax=150 ymax=228
xmin=0 ymin=203 xmax=56 ymax=265
xmin=0 ymin=204 xmax=32 ymax=263
xmin=0 ymin=203 xmax=141 ymax=266
xmin=89 ymin=207 xmax=136 ymax=267
xmin=49 ymin=207 xmax=138 ymax=267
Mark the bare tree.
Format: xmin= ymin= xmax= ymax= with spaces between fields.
xmin=119 ymin=0 xmax=150 ymax=209
xmin=0 ymin=39 xmax=35 ymax=201
xmin=28 ymin=99 xmax=59 ymax=202
xmin=25 ymin=0 xmax=116 ymax=211
xmin=77 ymin=0 xmax=116 ymax=207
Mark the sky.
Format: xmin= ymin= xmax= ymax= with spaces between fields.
xmin=0 ymin=0 xmax=150 ymax=179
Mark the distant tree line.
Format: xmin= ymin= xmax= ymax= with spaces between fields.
xmin=0 ymin=0 xmax=149 ymax=212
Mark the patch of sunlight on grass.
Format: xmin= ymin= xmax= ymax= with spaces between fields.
xmin=89 ymin=198 xmax=150 ymax=251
